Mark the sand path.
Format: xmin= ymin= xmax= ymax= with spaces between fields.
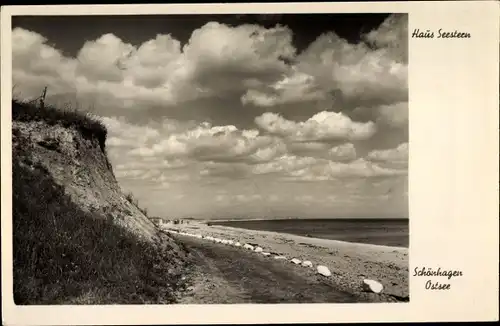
xmin=168 ymin=221 xmax=409 ymax=300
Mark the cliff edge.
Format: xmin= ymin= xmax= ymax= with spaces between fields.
xmin=12 ymin=100 xmax=190 ymax=304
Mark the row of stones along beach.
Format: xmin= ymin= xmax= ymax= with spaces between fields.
xmin=160 ymin=221 xmax=400 ymax=295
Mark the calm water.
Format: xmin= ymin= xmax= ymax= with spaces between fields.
xmin=211 ymin=218 xmax=409 ymax=248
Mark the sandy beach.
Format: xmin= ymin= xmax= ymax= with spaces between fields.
xmin=164 ymin=221 xmax=409 ymax=300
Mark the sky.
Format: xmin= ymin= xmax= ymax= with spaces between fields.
xmin=11 ymin=13 xmax=408 ymax=219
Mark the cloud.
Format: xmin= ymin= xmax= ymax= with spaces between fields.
xmin=101 ymin=112 xmax=402 ymax=184
xmin=103 ymin=114 xmax=400 ymax=182
xmin=101 ymin=116 xmax=161 ymax=149
xmin=288 ymin=157 xmax=406 ymax=181
xmin=296 ymin=195 xmax=314 ymax=202
xmin=376 ymin=101 xmax=408 ymax=128
xmin=128 ymin=121 xmax=287 ymax=164
xmin=181 ymin=22 xmax=296 ymax=96
xmin=252 ymin=154 xmax=404 ymax=180
xmin=76 ymin=33 xmax=134 ymax=83
xmin=241 ymin=14 xmax=408 ymax=112
xmin=12 ymin=28 xmax=78 ymax=99
xmin=13 ymin=22 xmax=295 ymax=108
xmin=13 ymin=13 xmax=407 ymax=116
xmin=328 ymin=143 xmax=357 ymax=161
xmin=241 ymin=67 xmax=326 ymax=106
xmin=255 ymin=111 xmax=376 ymax=141
xmin=363 ymin=13 xmax=408 ymax=63
xmin=367 ymin=142 xmax=408 ymax=164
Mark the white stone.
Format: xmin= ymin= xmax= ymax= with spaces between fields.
xmin=274 ymin=256 xmax=287 ymax=260
xmin=254 ymin=246 xmax=263 ymax=253
xmin=302 ymin=260 xmax=313 ymax=267
xmin=362 ymin=279 xmax=384 ymax=293
xmin=317 ymin=265 xmax=332 ymax=277
xmin=261 ymin=252 xmax=271 ymax=256
xmin=244 ymin=244 xmax=254 ymax=250
xmin=290 ymin=258 xmax=302 ymax=265
xmin=234 ymin=242 xmax=242 ymax=247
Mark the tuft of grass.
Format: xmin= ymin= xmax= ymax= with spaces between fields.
xmin=12 ymin=100 xmax=108 ymax=152
xmin=12 ymin=131 xmax=188 ymax=305
xmin=125 ymin=192 xmax=148 ymax=216
xmin=125 ymin=192 xmax=139 ymax=207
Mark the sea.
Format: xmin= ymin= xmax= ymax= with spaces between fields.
xmin=211 ymin=218 xmax=409 ymax=248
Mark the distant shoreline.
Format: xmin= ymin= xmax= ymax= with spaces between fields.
xmin=200 ymin=217 xmax=409 ymax=223
xmin=206 ymin=218 xmax=409 ymax=248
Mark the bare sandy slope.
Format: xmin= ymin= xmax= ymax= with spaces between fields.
xmin=168 ymin=221 xmax=409 ymax=300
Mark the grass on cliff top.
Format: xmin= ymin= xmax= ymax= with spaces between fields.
xmin=12 ymin=99 xmax=108 ymax=151
xmin=12 ymin=101 xmax=190 ymax=304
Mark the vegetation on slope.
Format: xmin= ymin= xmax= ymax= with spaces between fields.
xmin=12 ymin=100 xmax=108 ymax=152
xmin=12 ymin=100 xmax=189 ymax=304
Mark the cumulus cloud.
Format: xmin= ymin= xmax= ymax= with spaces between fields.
xmin=252 ymin=153 xmax=404 ymax=180
xmin=181 ymin=22 xmax=295 ymax=96
xmin=242 ymin=14 xmax=408 ymax=111
xmin=102 ymin=112 xmax=402 ymax=185
xmin=298 ymin=14 xmax=407 ymax=106
xmin=328 ymin=143 xmax=357 ymax=161
xmin=367 ymin=142 xmax=408 ymax=164
xmin=255 ymin=111 xmax=376 ymax=141
xmin=128 ymin=122 xmax=287 ymax=164
xmin=76 ymin=33 xmax=133 ymax=83
xmin=12 ymin=21 xmax=296 ymax=108
xmin=241 ymin=67 xmax=326 ymax=106
xmin=101 ymin=116 xmax=161 ymax=149
xmin=104 ymin=114 xmax=402 ymax=183
xmin=286 ymin=141 xmax=355 ymax=161
xmin=12 ymin=28 xmax=78 ymax=99
xmin=376 ymin=101 xmax=408 ymax=128
xmin=363 ymin=13 xmax=408 ymax=63
xmin=12 ymin=13 xmax=407 ymax=117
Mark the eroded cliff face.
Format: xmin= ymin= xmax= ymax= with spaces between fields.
xmin=13 ymin=119 xmax=165 ymax=242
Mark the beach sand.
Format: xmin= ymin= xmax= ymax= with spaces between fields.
xmin=166 ymin=221 xmax=409 ymax=300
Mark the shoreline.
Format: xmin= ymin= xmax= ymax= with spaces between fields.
xmin=205 ymin=218 xmax=409 ymax=249
xmin=218 ymin=224 xmax=408 ymax=251
xmin=163 ymin=221 xmax=409 ymax=299
xmin=203 ymin=217 xmax=409 ymax=222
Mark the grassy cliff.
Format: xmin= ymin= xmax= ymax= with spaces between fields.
xmin=12 ymin=100 xmax=190 ymax=304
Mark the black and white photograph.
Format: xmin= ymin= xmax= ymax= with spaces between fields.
xmin=3 ymin=2 xmax=499 ymax=324
xmin=9 ymin=12 xmax=410 ymax=305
